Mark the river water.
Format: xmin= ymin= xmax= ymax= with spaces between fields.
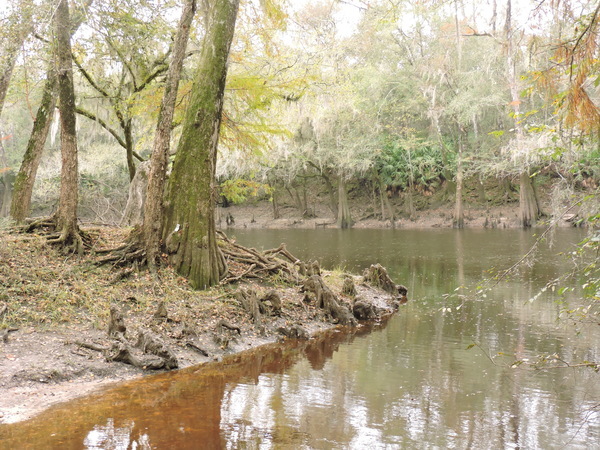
xmin=1 ymin=228 xmax=599 ymax=449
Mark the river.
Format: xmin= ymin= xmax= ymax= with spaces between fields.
xmin=1 ymin=228 xmax=599 ymax=449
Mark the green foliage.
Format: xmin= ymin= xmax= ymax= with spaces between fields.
xmin=220 ymin=178 xmax=272 ymax=204
xmin=376 ymin=135 xmax=448 ymax=190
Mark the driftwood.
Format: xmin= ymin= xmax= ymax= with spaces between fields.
xmin=363 ymin=263 xmax=408 ymax=302
xmin=108 ymin=305 xmax=127 ymax=337
xmin=301 ymin=275 xmax=356 ymax=326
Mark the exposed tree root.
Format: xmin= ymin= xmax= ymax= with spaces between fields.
xmin=77 ymin=305 xmax=179 ymax=371
xmin=302 ymin=275 xmax=357 ymax=326
xmin=217 ymin=230 xmax=302 ymax=284
xmin=16 ymin=216 xmax=92 ymax=255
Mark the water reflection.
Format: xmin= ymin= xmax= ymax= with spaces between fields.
xmin=1 ymin=229 xmax=598 ymax=448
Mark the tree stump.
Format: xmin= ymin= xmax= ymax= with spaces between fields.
xmin=363 ymin=263 xmax=408 ymax=302
xmin=260 ymin=290 xmax=282 ymax=316
xmin=352 ymin=298 xmax=377 ymax=320
xmin=154 ymin=301 xmax=168 ymax=320
xmin=235 ymin=288 xmax=262 ymax=327
xmin=342 ymin=276 xmax=357 ymax=297
xmin=135 ymin=331 xmax=178 ymax=369
xmin=108 ymin=305 xmax=126 ymax=337
xmin=301 ymin=275 xmax=356 ymax=326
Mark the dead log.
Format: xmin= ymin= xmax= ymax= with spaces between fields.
xmin=135 ymin=331 xmax=178 ymax=369
xmin=108 ymin=305 xmax=126 ymax=337
xmin=363 ymin=263 xmax=408 ymax=302
xmin=301 ymin=275 xmax=356 ymax=326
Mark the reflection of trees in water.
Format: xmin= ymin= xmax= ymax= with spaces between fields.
xmin=0 ymin=322 xmax=391 ymax=449
xmin=83 ymin=418 xmax=151 ymax=450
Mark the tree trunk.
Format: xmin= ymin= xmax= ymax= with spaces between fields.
xmin=142 ymin=0 xmax=196 ymax=268
xmin=321 ymin=171 xmax=337 ymax=218
xmin=0 ymin=138 xmax=14 ymax=217
xmin=405 ymin=187 xmax=416 ymax=220
xmin=519 ymin=171 xmax=539 ymax=227
xmin=0 ymin=0 xmax=33 ymax=116
xmin=376 ymin=173 xmax=395 ymax=228
xmin=336 ymin=177 xmax=353 ymax=228
xmin=162 ymin=0 xmax=239 ymax=289
xmin=271 ymin=185 xmax=280 ymax=219
xmin=10 ymin=1 xmax=91 ymax=223
xmin=52 ymin=0 xmax=82 ymax=252
xmin=476 ymin=175 xmax=487 ymax=203
xmin=10 ymin=74 xmax=58 ymax=222
xmin=453 ymin=134 xmax=464 ymax=228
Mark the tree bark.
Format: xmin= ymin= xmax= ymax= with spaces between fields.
xmin=162 ymin=0 xmax=239 ymax=289
xmin=453 ymin=132 xmax=465 ymax=228
xmin=52 ymin=0 xmax=82 ymax=252
xmin=10 ymin=74 xmax=58 ymax=222
xmin=336 ymin=177 xmax=353 ymax=228
xmin=142 ymin=0 xmax=196 ymax=268
xmin=519 ymin=171 xmax=539 ymax=227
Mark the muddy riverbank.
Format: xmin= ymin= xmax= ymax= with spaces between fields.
xmin=0 ymin=228 xmax=404 ymax=424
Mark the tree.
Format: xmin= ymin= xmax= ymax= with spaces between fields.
xmin=73 ymin=0 xmax=179 ymax=181
xmin=162 ymin=0 xmax=240 ymax=289
xmin=142 ymin=0 xmax=196 ymax=269
xmin=10 ymin=0 xmax=92 ymax=223
xmin=51 ymin=0 xmax=84 ymax=253
xmin=0 ymin=0 xmax=33 ymax=218
xmin=0 ymin=0 xmax=33 ymax=116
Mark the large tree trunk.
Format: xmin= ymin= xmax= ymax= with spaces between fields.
xmin=142 ymin=0 xmax=196 ymax=268
xmin=162 ymin=0 xmax=239 ymax=289
xmin=519 ymin=171 xmax=539 ymax=227
xmin=51 ymin=0 xmax=82 ymax=252
xmin=10 ymin=74 xmax=58 ymax=222
xmin=336 ymin=177 xmax=353 ymax=228
xmin=0 ymin=0 xmax=33 ymax=116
